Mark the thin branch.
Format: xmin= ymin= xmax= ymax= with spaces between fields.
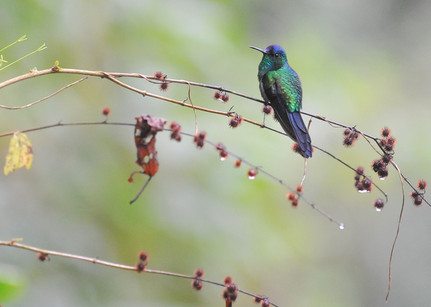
xmin=385 ymin=160 xmax=406 ymax=302
xmin=0 ymin=67 xmax=425 ymax=206
xmin=0 ymin=119 xmax=344 ymax=228
xmin=0 ymin=77 xmax=87 ymax=110
xmin=0 ymin=239 xmax=278 ymax=307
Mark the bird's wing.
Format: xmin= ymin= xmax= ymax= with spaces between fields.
xmin=261 ymin=77 xmax=312 ymax=158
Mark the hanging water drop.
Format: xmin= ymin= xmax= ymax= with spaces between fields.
xmin=339 ymin=223 xmax=345 ymax=230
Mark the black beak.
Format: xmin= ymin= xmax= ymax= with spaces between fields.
xmin=249 ymin=46 xmax=265 ymax=54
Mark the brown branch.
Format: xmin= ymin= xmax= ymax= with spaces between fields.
xmin=0 ymin=66 xmax=426 ymax=207
xmin=0 ymin=239 xmax=278 ymax=307
xmin=0 ymin=76 xmax=88 ymax=110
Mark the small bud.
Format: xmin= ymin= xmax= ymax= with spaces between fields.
xmin=381 ymin=127 xmax=391 ymax=137
xmin=220 ymin=150 xmax=229 ymax=160
xmin=410 ymin=191 xmax=419 ymax=198
xmin=159 ymin=82 xmax=169 ymax=91
xmin=291 ymin=199 xmax=299 ymax=207
xmin=154 ymin=71 xmax=164 ymax=80
xmin=286 ymin=192 xmax=296 ymax=201
xmin=102 ymin=107 xmax=111 ymax=116
xmin=194 ymin=131 xmax=206 ymax=148
xmin=414 ymin=196 xmax=423 ymax=206
xmin=254 ymin=296 xmax=262 ymax=303
xmin=224 ymin=276 xmax=232 ymax=285
xmin=248 ymin=168 xmax=257 ymax=179
xmin=343 ymin=136 xmax=353 ymax=147
xmin=215 ymin=142 xmax=225 ymax=152
xmin=261 ymin=299 xmax=270 ymax=307
xmin=221 ymin=94 xmax=229 ymax=103
xmin=371 ymin=160 xmax=383 ymax=172
xmin=229 ymin=114 xmax=243 ymax=128
xmin=417 ymin=180 xmax=427 ymax=190
xmin=213 ymin=91 xmax=221 ymax=100
xmin=234 ymin=160 xmax=242 ymax=168
xmin=262 ymin=105 xmax=273 ymax=115
xmin=344 ymin=128 xmax=351 ymax=136
xmin=227 ymin=283 xmax=237 ymax=294
xmin=378 ymin=167 xmax=389 ymax=179
xmin=384 ymin=143 xmax=393 ymax=152
xmin=194 ymin=268 xmax=204 ymax=278
xmin=355 ymin=167 xmax=365 ymax=176
xmin=192 ymin=279 xmax=203 ymax=290
xmin=374 ymin=199 xmax=384 ymax=210
xmin=136 ymin=261 xmax=146 ymax=273
xmin=361 ymin=178 xmax=373 ymax=191
xmin=296 ymin=185 xmax=303 ymax=193
xmin=138 ymin=251 xmax=149 ymax=262
xmin=382 ymin=154 xmax=392 ymax=164
xmin=37 ymin=252 xmax=49 ymax=262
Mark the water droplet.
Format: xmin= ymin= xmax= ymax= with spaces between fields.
xmin=339 ymin=223 xmax=345 ymax=230
xmin=375 ymin=207 xmax=382 ymax=212
xmin=379 ymin=177 xmax=386 ymax=181
xmin=357 ymin=189 xmax=370 ymax=194
xmin=220 ymin=157 xmax=227 ymax=161
xmin=248 ymin=175 xmax=256 ymax=180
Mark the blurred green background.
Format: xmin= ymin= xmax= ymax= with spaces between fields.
xmin=1 ymin=0 xmax=431 ymax=306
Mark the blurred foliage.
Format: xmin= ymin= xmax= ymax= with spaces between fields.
xmin=1 ymin=0 xmax=431 ymax=306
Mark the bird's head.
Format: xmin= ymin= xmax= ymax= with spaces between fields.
xmin=250 ymin=44 xmax=288 ymax=76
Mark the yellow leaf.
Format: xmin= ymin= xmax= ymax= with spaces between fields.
xmin=4 ymin=132 xmax=33 ymax=175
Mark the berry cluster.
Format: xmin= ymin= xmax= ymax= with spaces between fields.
xmin=222 ymin=276 xmax=238 ymax=307
xmin=213 ymin=91 xmax=229 ymax=103
xmin=379 ymin=127 xmax=396 ymax=152
xmin=229 ymin=114 xmax=243 ymax=128
xmin=286 ymin=192 xmax=298 ymax=207
xmin=410 ymin=180 xmax=427 ymax=206
xmin=136 ymin=251 xmax=149 ymax=273
xmin=354 ymin=167 xmax=373 ymax=193
xmin=191 ymin=268 xmax=204 ymax=291
xmin=169 ymin=121 xmax=182 ymax=142
xmin=215 ymin=142 xmax=229 ymax=160
xmin=343 ymin=128 xmax=360 ymax=147
xmin=286 ymin=186 xmax=303 ymax=207
xmin=193 ymin=131 xmax=207 ymax=148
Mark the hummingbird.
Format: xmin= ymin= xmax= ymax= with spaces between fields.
xmin=250 ymin=44 xmax=312 ymax=158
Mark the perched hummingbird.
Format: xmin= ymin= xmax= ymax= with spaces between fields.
xmin=250 ymin=44 xmax=312 ymax=158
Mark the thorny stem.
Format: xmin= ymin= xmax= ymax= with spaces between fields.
xmin=0 ymin=239 xmax=278 ymax=307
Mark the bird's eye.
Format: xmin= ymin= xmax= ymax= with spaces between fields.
xmin=275 ymin=53 xmax=280 ymax=57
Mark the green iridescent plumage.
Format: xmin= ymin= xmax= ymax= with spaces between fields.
xmin=251 ymin=44 xmax=312 ymax=158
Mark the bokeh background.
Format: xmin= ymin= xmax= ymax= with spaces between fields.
xmin=1 ymin=0 xmax=431 ymax=306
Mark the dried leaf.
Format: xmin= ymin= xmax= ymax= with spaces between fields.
xmin=4 ymin=132 xmax=33 ymax=175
